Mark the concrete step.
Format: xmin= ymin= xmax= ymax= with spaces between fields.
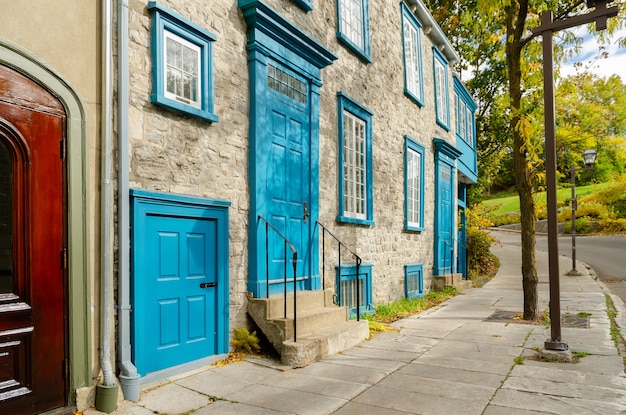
xmin=249 ymin=289 xmax=334 ymax=320
xmin=248 ymin=289 xmax=370 ymax=368
xmin=433 ymin=273 xmax=471 ymax=291
xmin=281 ymin=320 xmax=370 ymax=368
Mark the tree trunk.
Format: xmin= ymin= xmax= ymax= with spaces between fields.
xmin=506 ymin=0 xmax=538 ymax=321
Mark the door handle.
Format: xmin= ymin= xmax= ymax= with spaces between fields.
xmin=303 ymin=201 xmax=310 ymax=223
xmin=200 ymin=282 xmax=217 ymax=288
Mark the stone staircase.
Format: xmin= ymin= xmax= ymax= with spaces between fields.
xmin=248 ymin=289 xmax=370 ymax=368
xmin=433 ymin=272 xmax=472 ymax=291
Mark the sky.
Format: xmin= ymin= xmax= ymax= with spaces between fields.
xmin=559 ymin=26 xmax=626 ymax=80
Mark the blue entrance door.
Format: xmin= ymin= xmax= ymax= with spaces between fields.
xmin=142 ymin=214 xmax=218 ymax=373
xmin=439 ymin=164 xmax=454 ymax=273
xmin=264 ymin=69 xmax=312 ymax=295
xmin=131 ymin=190 xmax=231 ymax=377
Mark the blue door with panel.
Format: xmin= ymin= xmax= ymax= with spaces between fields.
xmin=131 ymin=190 xmax=229 ymax=377
xmin=439 ymin=164 xmax=453 ymax=273
xmin=264 ymin=64 xmax=312 ymax=295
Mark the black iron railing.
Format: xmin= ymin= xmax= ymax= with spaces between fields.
xmin=316 ymin=221 xmax=362 ymax=321
xmin=258 ymin=215 xmax=299 ymax=342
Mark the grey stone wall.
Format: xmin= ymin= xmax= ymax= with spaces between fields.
xmin=126 ymin=0 xmax=460 ymax=331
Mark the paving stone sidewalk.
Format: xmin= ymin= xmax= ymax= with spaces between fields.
xmin=86 ymin=237 xmax=626 ymax=415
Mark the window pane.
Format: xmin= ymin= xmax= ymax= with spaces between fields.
xmin=343 ymin=111 xmax=367 ymax=219
xmin=163 ymin=30 xmax=201 ymax=107
xmin=341 ymin=0 xmax=364 ymax=49
xmin=0 ymin=142 xmax=13 ymax=294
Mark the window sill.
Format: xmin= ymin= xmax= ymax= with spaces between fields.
xmin=151 ymin=94 xmax=219 ymax=123
xmin=336 ymin=215 xmax=374 ymax=226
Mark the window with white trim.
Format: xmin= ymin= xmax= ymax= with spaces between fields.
xmin=433 ymin=47 xmax=449 ymax=130
xmin=337 ymin=0 xmax=371 ymax=63
xmin=401 ymin=3 xmax=424 ymax=106
xmin=337 ymin=92 xmax=373 ymax=225
xmin=454 ymin=77 xmax=477 ymax=148
xmin=164 ymin=31 xmax=201 ymax=108
xmin=149 ymin=2 xmax=218 ymax=123
xmin=405 ymin=136 xmax=425 ymax=231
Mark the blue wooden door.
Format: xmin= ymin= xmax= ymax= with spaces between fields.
xmin=439 ymin=164 xmax=453 ymax=273
xmin=457 ymin=208 xmax=467 ymax=278
xmin=142 ymin=214 xmax=218 ymax=374
xmin=264 ymin=67 xmax=312 ymax=295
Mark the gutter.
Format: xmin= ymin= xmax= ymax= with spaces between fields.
xmin=405 ymin=0 xmax=460 ymax=64
xmin=116 ymin=0 xmax=141 ymax=400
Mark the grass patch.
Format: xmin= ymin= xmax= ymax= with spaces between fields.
xmin=571 ymin=351 xmax=590 ymax=358
xmin=514 ymin=356 xmax=524 ymax=365
xmin=364 ymin=287 xmax=458 ymax=331
xmin=577 ymin=312 xmax=592 ymax=318
xmin=605 ymin=294 xmax=626 ymax=373
xmin=482 ymin=182 xmax=613 ymax=217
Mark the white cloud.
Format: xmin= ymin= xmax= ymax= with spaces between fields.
xmin=559 ymin=26 xmax=626 ymax=80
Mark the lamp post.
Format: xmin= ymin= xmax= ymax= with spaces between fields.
xmin=567 ymin=149 xmax=597 ymax=276
xmin=531 ymin=1 xmax=617 ymax=351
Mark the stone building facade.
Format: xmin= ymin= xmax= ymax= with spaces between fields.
xmin=0 ymin=0 xmax=476 ymax=411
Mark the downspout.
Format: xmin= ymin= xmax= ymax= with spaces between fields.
xmin=100 ymin=0 xmax=115 ymax=389
xmin=116 ymin=0 xmax=141 ymax=400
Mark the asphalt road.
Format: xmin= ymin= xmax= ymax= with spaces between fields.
xmin=490 ymin=230 xmax=626 ymax=304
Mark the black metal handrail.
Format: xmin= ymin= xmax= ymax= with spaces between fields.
xmin=258 ymin=215 xmax=299 ymax=342
xmin=316 ymin=221 xmax=362 ymax=321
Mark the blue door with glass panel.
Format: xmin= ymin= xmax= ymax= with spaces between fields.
xmin=438 ymin=164 xmax=454 ymax=274
xmin=264 ymin=63 xmax=312 ymax=295
xmin=131 ymin=190 xmax=229 ymax=376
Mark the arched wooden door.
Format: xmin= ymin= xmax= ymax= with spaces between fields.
xmin=0 ymin=64 xmax=67 ymax=413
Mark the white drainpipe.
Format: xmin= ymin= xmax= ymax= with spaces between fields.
xmin=100 ymin=0 xmax=115 ymax=389
xmin=116 ymin=0 xmax=141 ymax=400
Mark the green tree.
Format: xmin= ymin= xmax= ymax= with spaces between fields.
xmin=425 ymin=0 xmax=624 ymax=320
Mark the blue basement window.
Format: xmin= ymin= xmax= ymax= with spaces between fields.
xmin=401 ymin=3 xmax=424 ymax=106
xmin=337 ymin=92 xmax=374 ymax=226
xmin=404 ymin=136 xmax=425 ymax=231
xmin=336 ymin=0 xmax=372 ymax=63
xmin=404 ymin=264 xmax=424 ymax=299
xmin=335 ymin=264 xmax=373 ymax=317
xmin=149 ymin=2 xmax=219 ymax=123
xmin=433 ymin=47 xmax=450 ymax=131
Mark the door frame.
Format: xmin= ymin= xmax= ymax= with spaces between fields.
xmin=0 ymin=40 xmax=91 ymax=403
xmin=239 ymin=0 xmax=336 ymax=297
xmin=130 ymin=189 xmax=230 ymax=379
xmin=433 ymin=138 xmax=461 ymax=276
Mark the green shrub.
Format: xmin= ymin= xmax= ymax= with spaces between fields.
xmin=563 ymin=216 xmax=593 ymax=234
xmin=597 ymin=218 xmax=626 ymax=233
xmin=579 ymin=180 xmax=626 ymax=219
xmin=466 ymin=205 xmax=500 ymax=280
xmin=230 ymin=328 xmax=261 ymax=354
xmin=558 ymin=201 xmax=610 ymax=222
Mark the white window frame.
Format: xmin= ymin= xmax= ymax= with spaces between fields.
xmin=337 ymin=92 xmax=374 ymax=225
xmin=401 ymin=3 xmax=424 ymax=106
xmin=433 ymin=47 xmax=450 ymax=130
xmin=337 ymin=0 xmax=372 ymax=63
xmin=164 ymin=30 xmax=202 ymax=109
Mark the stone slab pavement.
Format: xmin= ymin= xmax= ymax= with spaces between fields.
xmin=85 ymin=237 xmax=626 ymax=415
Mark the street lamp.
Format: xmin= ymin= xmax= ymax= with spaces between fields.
xmin=567 ymin=149 xmax=597 ymax=276
xmin=532 ymin=1 xmax=617 ymax=351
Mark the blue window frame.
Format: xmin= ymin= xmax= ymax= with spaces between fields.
xmin=433 ymin=47 xmax=450 ymax=130
xmin=335 ymin=264 xmax=373 ymax=316
xmin=401 ymin=3 xmax=424 ymax=106
xmin=337 ymin=92 xmax=374 ymax=226
xmin=404 ymin=136 xmax=425 ymax=231
xmin=454 ymin=82 xmax=476 ymax=148
xmin=337 ymin=0 xmax=372 ymax=63
xmin=149 ymin=2 xmax=219 ymax=123
xmin=404 ymin=264 xmax=424 ymax=299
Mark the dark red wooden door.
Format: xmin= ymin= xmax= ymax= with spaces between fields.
xmin=0 ymin=65 xmax=67 ymax=414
